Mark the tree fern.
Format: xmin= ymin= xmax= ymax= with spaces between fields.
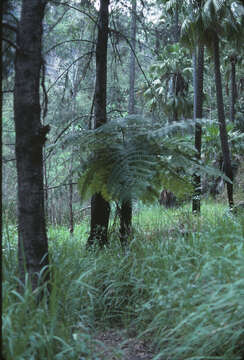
xmin=77 ymin=116 xmax=227 ymax=204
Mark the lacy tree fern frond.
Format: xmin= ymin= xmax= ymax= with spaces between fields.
xmin=78 ymin=116 xmax=200 ymax=204
xmin=77 ymin=116 xmax=230 ymax=204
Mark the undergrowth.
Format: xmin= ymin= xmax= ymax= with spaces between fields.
xmin=3 ymin=201 xmax=244 ymax=359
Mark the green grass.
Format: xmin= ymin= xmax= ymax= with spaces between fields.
xmin=3 ymin=201 xmax=244 ymax=359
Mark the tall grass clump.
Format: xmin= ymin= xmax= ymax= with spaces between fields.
xmin=2 ymin=223 xmax=97 ymax=360
xmin=133 ymin=204 xmax=244 ymax=359
xmin=3 ymin=202 xmax=244 ymax=359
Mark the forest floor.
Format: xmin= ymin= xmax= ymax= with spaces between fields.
xmin=94 ymin=328 xmax=156 ymax=359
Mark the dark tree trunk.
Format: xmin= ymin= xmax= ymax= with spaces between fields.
xmin=44 ymin=156 xmax=48 ymax=221
xmin=119 ymin=200 xmax=132 ymax=246
xmin=120 ymin=0 xmax=137 ymax=246
xmin=212 ymin=34 xmax=234 ymax=209
xmin=155 ymin=29 xmax=160 ymax=55
xmin=159 ymin=190 xmax=176 ymax=208
xmin=69 ymin=133 xmax=74 ymax=234
xmin=87 ymin=0 xmax=111 ymax=248
xmin=69 ymin=182 xmax=74 ymax=234
xmin=14 ymin=0 xmax=50 ymax=291
xmin=174 ymin=3 xmax=180 ymax=42
xmin=192 ymin=45 xmax=204 ymax=213
xmin=0 ymin=1 xmax=4 ymax=357
xmin=128 ymin=0 xmax=136 ymax=116
xmin=87 ymin=193 xmax=111 ymax=248
xmin=230 ymin=54 xmax=237 ymax=123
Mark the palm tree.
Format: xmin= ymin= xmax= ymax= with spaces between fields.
xmin=212 ymin=30 xmax=234 ymax=207
xmin=183 ymin=0 xmax=243 ymax=209
xmin=192 ymin=44 xmax=204 ymax=213
xmin=181 ymin=0 xmax=205 ymax=213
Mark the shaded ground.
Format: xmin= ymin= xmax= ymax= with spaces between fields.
xmin=94 ymin=329 xmax=156 ymax=360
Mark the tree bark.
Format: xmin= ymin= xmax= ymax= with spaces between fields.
xmin=119 ymin=200 xmax=132 ymax=246
xmin=69 ymin=182 xmax=74 ymax=234
xmin=174 ymin=3 xmax=180 ymax=42
xmin=128 ymin=0 xmax=136 ymax=116
xmin=192 ymin=45 xmax=204 ymax=213
xmin=230 ymin=54 xmax=237 ymax=123
xmin=0 ymin=1 xmax=4 ymax=357
xmin=119 ymin=0 xmax=137 ymax=246
xmin=14 ymin=0 xmax=50 ymax=291
xmin=69 ymin=156 xmax=74 ymax=234
xmin=87 ymin=193 xmax=111 ymax=248
xmin=212 ymin=33 xmax=234 ymax=209
xmin=87 ymin=0 xmax=111 ymax=248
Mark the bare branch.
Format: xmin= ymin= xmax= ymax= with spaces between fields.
xmin=2 ymin=22 xmax=17 ymax=33
xmin=47 ymin=9 xmax=69 ymax=33
xmin=45 ymin=39 xmax=95 ymax=55
xmin=50 ymin=1 xmax=97 ymax=25
xmin=53 ymin=116 xmax=86 ymax=144
xmin=3 ymin=157 xmax=16 ymax=163
xmin=44 ymin=182 xmax=77 ymax=190
xmin=46 ymin=52 xmax=94 ymax=94
xmin=44 ymin=114 xmax=91 ymax=161
xmin=2 ymin=89 xmax=14 ymax=94
xmin=41 ymin=60 xmax=48 ymax=120
xmin=2 ymin=37 xmax=18 ymax=50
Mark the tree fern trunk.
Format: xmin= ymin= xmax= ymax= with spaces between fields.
xmin=87 ymin=0 xmax=111 ymax=248
xmin=212 ymin=33 xmax=233 ymax=209
xmin=87 ymin=193 xmax=110 ymax=248
xmin=119 ymin=200 xmax=132 ymax=247
xmin=120 ymin=0 xmax=137 ymax=246
xmin=192 ymin=45 xmax=204 ymax=213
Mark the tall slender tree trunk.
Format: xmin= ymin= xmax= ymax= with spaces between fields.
xmin=174 ymin=3 xmax=180 ymax=42
xmin=69 ymin=145 xmax=74 ymax=234
xmin=128 ymin=0 xmax=136 ymax=116
xmin=155 ymin=29 xmax=160 ymax=55
xmin=212 ymin=33 xmax=234 ymax=209
xmin=119 ymin=0 xmax=136 ymax=246
xmin=87 ymin=0 xmax=111 ymax=248
xmin=0 ymin=1 xmax=4 ymax=356
xmin=230 ymin=54 xmax=237 ymax=123
xmin=192 ymin=45 xmax=204 ymax=213
xmin=43 ymin=154 xmax=49 ymax=221
xmin=69 ymin=182 xmax=74 ymax=234
xmin=14 ymin=0 xmax=50 ymax=291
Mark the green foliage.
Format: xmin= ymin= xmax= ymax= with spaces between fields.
xmin=202 ymin=120 xmax=244 ymax=164
xmin=181 ymin=0 xmax=244 ymax=52
xmin=143 ymin=43 xmax=193 ymax=118
xmin=3 ymin=202 xmax=244 ymax=359
xmin=77 ymin=116 xmax=232 ymax=204
xmin=77 ymin=116 xmax=204 ymax=204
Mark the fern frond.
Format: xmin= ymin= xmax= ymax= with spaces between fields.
xmin=77 ymin=116 xmax=229 ymax=204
